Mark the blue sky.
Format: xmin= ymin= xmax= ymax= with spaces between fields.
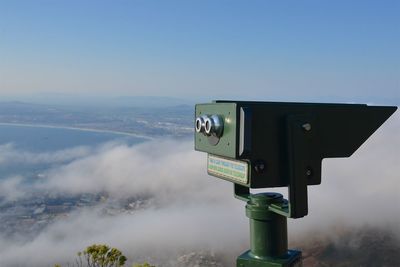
xmin=0 ymin=0 xmax=399 ymax=104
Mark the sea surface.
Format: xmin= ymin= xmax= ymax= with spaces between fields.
xmin=0 ymin=124 xmax=146 ymax=179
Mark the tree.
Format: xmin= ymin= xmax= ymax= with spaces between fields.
xmin=76 ymin=244 xmax=127 ymax=267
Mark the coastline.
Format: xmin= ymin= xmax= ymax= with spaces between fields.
xmin=0 ymin=122 xmax=154 ymax=141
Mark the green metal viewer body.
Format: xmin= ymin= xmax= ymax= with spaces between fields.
xmin=194 ymin=100 xmax=396 ymax=267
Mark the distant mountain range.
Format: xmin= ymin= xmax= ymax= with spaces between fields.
xmin=1 ymin=94 xmax=198 ymax=108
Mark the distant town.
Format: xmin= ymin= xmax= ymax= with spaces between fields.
xmin=0 ymin=190 xmax=152 ymax=239
xmin=0 ymin=101 xmax=193 ymax=138
xmin=0 ymin=100 xmax=192 ymax=241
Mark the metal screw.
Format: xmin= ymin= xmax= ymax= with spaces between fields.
xmin=306 ymin=167 xmax=313 ymax=177
xmin=302 ymin=123 xmax=312 ymax=131
xmin=254 ymin=160 xmax=266 ymax=174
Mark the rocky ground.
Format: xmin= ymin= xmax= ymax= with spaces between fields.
xmin=177 ymin=252 xmax=225 ymax=267
xmin=299 ymin=227 xmax=400 ymax=267
xmin=160 ymin=226 xmax=400 ymax=267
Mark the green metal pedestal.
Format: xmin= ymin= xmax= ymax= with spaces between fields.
xmin=237 ymin=193 xmax=302 ymax=267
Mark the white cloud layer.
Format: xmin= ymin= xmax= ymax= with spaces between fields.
xmin=0 ymin=143 xmax=92 ymax=165
xmin=0 ymin=113 xmax=398 ymax=266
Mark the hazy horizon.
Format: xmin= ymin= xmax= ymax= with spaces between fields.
xmin=1 ymin=93 xmax=399 ymax=109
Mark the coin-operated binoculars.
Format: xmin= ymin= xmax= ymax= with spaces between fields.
xmin=194 ymin=101 xmax=397 ymax=267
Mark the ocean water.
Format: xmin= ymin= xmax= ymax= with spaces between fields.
xmin=0 ymin=124 xmax=146 ymax=179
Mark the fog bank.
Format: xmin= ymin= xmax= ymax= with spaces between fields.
xmin=0 ymin=113 xmax=398 ymax=266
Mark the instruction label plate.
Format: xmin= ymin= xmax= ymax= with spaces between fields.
xmin=207 ymin=154 xmax=249 ymax=185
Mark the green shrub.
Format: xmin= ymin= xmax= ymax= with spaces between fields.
xmin=67 ymin=244 xmax=127 ymax=267
xmin=132 ymin=263 xmax=155 ymax=267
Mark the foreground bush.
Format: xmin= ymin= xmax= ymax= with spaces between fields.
xmin=132 ymin=263 xmax=155 ymax=267
xmin=54 ymin=244 xmax=127 ymax=267
xmin=54 ymin=244 xmax=156 ymax=267
xmin=80 ymin=244 xmax=127 ymax=267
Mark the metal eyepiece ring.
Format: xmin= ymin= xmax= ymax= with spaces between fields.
xmin=195 ymin=116 xmax=205 ymax=133
xmin=204 ymin=117 xmax=212 ymax=135
xmin=195 ymin=114 xmax=224 ymax=140
xmin=204 ymin=115 xmax=224 ymax=137
xmin=195 ymin=115 xmax=209 ymax=134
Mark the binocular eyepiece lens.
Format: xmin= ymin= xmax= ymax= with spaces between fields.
xmin=195 ymin=114 xmax=224 ymax=138
xmin=195 ymin=117 xmax=204 ymax=133
xmin=204 ymin=117 xmax=212 ymax=135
